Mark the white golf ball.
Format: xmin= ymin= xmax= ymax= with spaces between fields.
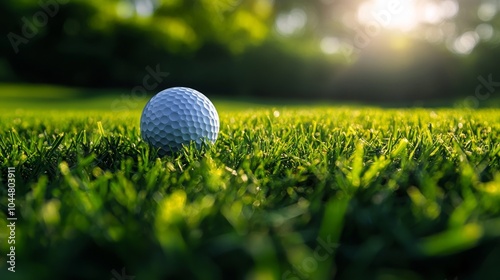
xmin=140 ymin=87 xmax=220 ymax=153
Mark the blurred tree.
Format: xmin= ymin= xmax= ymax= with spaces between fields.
xmin=2 ymin=0 xmax=273 ymax=87
xmin=1 ymin=0 xmax=499 ymax=101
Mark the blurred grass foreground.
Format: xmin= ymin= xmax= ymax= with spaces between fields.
xmin=0 ymin=103 xmax=499 ymax=279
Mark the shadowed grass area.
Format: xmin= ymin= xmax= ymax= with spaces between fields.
xmin=0 ymin=83 xmax=279 ymax=112
xmin=2 ymin=83 xmax=499 ymax=112
xmin=0 ymin=84 xmax=499 ymax=279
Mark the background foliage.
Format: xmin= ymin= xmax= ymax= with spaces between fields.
xmin=2 ymin=0 xmax=500 ymax=101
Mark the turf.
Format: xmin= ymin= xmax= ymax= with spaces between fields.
xmin=0 ymin=89 xmax=499 ymax=279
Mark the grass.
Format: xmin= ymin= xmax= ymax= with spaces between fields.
xmin=0 ymin=85 xmax=499 ymax=280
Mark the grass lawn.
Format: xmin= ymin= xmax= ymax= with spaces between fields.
xmin=0 ymin=84 xmax=499 ymax=279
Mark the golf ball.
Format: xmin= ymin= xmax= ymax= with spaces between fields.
xmin=140 ymin=87 xmax=219 ymax=153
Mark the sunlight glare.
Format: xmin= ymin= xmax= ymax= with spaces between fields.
xmin=276 ymin=8 xmax=307 ymax=36
xmin=440 ymin=0 xmax=459 ymax=19
xmin=320 ymin=37 xmax=341 ymax=54
xmin=476 ymin=23 xmax=494 ymax=41
xmin=357 ymin=0 xmax=419 ymax=31
xmin=135 ymin=0 xmax=155 ymax=17
xmin=356 ymin=0 xmax=460 ymax=32
xmin=390 ymin=36 xmax=411 ymax=51
xmin=478 ymin=2 xmax=497 ymax=21
xmin=452 ymin=31 xmax=480 ymax=55
xmin=422 ymin=2 xmax=442 ymax=24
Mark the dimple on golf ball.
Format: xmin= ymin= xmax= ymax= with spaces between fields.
xmin=140 ymin=87 xmax=219 ymax=153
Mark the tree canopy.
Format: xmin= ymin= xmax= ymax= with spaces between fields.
xmin=2 ymin=0 xmax=499 ymax=101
